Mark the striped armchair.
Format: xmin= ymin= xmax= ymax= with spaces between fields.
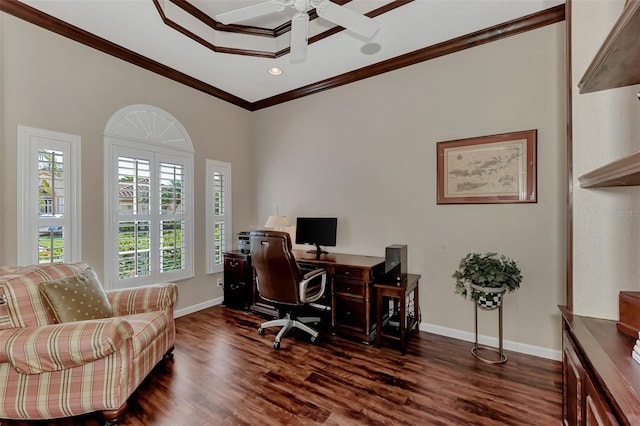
xmin=0 ymin=262 xmax=177 ymax=425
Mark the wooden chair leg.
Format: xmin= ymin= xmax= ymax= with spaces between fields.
xmin=163 ymin=345 xmax=175 ymax=360
xmin=103 ymin=402 xmax=127 ymax=426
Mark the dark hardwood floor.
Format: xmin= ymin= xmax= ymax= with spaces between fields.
xmin=2 ymin=306 xmax=562 ymax=425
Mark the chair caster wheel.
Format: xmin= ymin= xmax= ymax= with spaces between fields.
xmin=258 ymin=328 xmax=265 ymax=335
xmin=273 ymin=341 xmax=280 ymax=350
xmin=310 ymin=336 xmax=318 ymax=344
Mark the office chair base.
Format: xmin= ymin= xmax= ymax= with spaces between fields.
xmin=259 ymin=314 xmax=320 ymax=349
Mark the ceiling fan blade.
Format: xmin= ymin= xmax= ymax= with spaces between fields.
xmin=290 ymin=12 xmax=309 ymax=63
xmin=215 ymin=0 xmax=288 ymax=25
xmin=315 ymin=0 xmax=379 ymax=38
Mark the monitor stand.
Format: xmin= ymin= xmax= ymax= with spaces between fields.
xmin=306 ymin=244 xmax=328 ymax=255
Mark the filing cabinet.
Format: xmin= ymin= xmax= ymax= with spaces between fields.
xmin=222 ymin=252 xmax=252 ymax=310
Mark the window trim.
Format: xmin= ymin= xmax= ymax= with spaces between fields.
xmin=17 ymin=125 xmax=82 ymax=265
xmin=206 ymin=159 xmax=232 ymax=274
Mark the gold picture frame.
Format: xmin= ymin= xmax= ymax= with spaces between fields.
xmin=437 ymin=130 xmax=537 ymax=204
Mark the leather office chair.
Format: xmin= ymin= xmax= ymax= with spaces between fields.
xmin=249 ymin=230 xmax=327 ymax=349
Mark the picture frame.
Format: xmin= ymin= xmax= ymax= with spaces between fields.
xmin=436 ymin=130 xmax=537 ymax=204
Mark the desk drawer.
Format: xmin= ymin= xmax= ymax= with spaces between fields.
xmin=334 ymin=281 xmax=364 ymax=297
xmin=335 ymin=297 xmax=365 ymax=331
xmin=334 ymin=267 xmax=364 ymax=282
xmin=224 ymin=281 xmax=251 ymax=309
xmin=224 ymin=257 xmax=246 ymax=280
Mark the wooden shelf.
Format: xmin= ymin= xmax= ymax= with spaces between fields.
xmin=578 ymin=0 xmax=640 ymax=94
xmin=578 ymin=150 xmax=640 ymax=187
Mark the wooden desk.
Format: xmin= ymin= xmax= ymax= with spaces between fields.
xmin=222 ymin=250 xmax=385 ymax=344
xmin=375 ymin=274 xmax=421 ymax=354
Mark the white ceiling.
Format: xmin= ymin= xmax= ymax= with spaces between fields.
xmin=18 ymin=0 xmax=564 ymax=103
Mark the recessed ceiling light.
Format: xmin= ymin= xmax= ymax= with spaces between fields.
xmin=268 ymin=67 xmax=283 ymax=76
xmin=360 ymin=43 xmax=381 ymax=55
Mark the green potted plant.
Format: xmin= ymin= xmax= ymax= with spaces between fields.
xmin=452 ymin=252 xmax=522 ymax=309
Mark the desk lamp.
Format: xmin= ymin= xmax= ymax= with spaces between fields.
xmin=265 ymin=208 xmax=290 ymax=231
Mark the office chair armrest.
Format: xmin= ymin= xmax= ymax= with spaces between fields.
xmin=299 ymin=269 xmax=327 ymax=303
xmin=302 ymin=268 xmax=325 ymax=281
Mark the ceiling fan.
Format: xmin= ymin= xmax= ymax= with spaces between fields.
xmin=215 ymin=0 xmax=380 ymax=62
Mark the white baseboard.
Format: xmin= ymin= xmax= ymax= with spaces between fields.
xmin=174 ymin=297 xmax=223 ymax=318
xmin=420 ymin=321 xmax=561 ymax=361
xmin=172 ymin=301 xmax=561 ymax=361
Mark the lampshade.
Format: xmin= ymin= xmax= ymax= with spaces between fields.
xmin=265 ymin=215 xmax=290 ymax=230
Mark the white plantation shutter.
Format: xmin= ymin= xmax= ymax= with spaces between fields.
xmin=206 ymin=160 xmax=232 ymax=274
xmin=17 ymin=126 xmax=81 ymax=265
xmin=116 ymin=153 xmax=152 ymax=280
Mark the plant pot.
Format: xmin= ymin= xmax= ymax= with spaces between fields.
xmin=470 ymin=284 xmax=507 ymax=310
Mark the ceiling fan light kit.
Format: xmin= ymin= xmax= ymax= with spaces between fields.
xmin=215 ymin=0 xmax=380 ymax=62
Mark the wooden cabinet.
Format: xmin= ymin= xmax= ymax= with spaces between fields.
xmin=222 ymin=252 xmax=253 ymax=310
xmin=584 ymin=374 xmax=618 ymax=426
xmin=563 ymin=330 xmax=584 ymax=425
xmin=222 ymin=251 xmax=279 ymax=317
xmin=334 ymin=296 xmax=366 ymax=331
xmin=563 ymin=328 xmax=617 ymax=426
xmin=332 ymin=265 xmax=373 ymax=341
xmin=560 ymin=307 xmax=640 ymax=425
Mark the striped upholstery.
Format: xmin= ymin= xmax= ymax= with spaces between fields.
xmin=0 ymin=266 xmax=27 ymax=275
xmin=0 ymin=263 xmax=89 ymax=328
xmin=0 ymin=288 xmax=11 ymax=331
xmin=4 ymin=318 xmax=134 ymax=374
xmin=108 ymin=283 xmax=178 ymax=316
xmin=0 ymin=263 xmax=177 ymax=421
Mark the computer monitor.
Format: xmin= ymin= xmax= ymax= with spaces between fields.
xmin=295 ymin=217 xmax=337 ymax=255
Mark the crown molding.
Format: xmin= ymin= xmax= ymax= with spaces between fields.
xmin=153 ymin=0 xmax=412 ymax=59
xmin=0 ymin=1 xmax=564 ymax=111
xmin=0 ymin=0 xmax=253 ymax=110
xmin=251 ymin=4 xmax=565 ymax=110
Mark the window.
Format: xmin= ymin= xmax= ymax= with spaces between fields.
xmin=104 ymin=105 xmax=194 ymax=289
xmin=113 ymin=151 xmax=190 ymax=281
xmin=17 ymin=126 xmax=81 ymax=265
xmin=206 ymin=160 xmax=232 ymax=274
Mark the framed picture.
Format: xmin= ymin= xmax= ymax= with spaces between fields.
xmin=436 ymin=130 xmax=537 ymax=204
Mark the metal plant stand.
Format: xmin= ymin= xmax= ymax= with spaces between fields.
xmin=471 ymin=294 xmax=507 ymax=364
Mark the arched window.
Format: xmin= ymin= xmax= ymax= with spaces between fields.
xmin=104 ymin=105 xmax=194 ymax=288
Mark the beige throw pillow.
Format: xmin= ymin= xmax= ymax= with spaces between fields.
xmin=39 ymin=268 xmax=112 ymax=323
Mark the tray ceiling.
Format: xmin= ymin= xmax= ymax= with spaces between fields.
xmin=8 ymin=0 xmax=565 ymax=108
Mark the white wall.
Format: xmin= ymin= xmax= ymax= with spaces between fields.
xmin=1 ymin=10 xmax=568 ymax=355
xmin=572 ymin=0 xmax=640 ymax=319
xmin=0 ymin=14 xmax=255 ymax=311
xmin=253 ymin=23 xmax=567 ymax=353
